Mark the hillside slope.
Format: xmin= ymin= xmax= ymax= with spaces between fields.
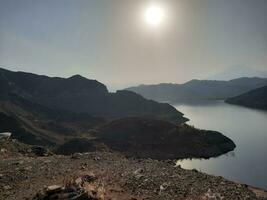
xmin=0 ymin=93 xmax=106 ymax=145
xmin=226 ymin=86 xmax=267 ymax=110
xmin=95 ymin=117 xmax=236 ymax=159
xmin=0 ymin=67 xmax=187 ymax=124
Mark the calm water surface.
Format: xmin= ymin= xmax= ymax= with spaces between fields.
xmin=174 ymin=100 xmax=267 ymax=190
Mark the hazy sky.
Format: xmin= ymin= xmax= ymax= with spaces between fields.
xmin=0 ymin=0 xmax=266 ymax=90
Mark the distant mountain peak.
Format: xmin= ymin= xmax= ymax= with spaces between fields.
xmin=208 ymin=66 xmax=267 ymax=80
xmin=68 ymin=74 xmax=86 ymax=80
xmin=126 ymin=77 xmax=267 ymax=102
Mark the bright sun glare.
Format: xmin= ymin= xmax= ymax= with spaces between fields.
xmin=145 ymin=5 xmax=164 ymax=27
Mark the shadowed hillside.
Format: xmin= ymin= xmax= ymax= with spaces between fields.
xmin=226 ymin=86 xmax=267 ymax=110
xmin=0 ymin=67 xmax=187 ymax=124
xmin=0 ymin=67 xmax=236 ymax=160
xmin=0 ymin=93 xmax=106 ymax=145
xmin=95 ymin=117 xmax=236 ymax=159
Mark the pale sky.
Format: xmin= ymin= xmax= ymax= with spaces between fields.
xmin=0 ymin=0 xmax=266 ymax=90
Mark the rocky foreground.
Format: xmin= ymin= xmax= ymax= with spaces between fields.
xmin=0 ymin=151 xmax=266 ymax=200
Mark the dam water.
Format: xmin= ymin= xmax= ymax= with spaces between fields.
xmin=174 ymin=100 xmax=267 ymax=190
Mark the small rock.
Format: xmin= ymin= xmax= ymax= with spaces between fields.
xmin=75 ymin=177 xmax=83 ymax=186
xmin=0 ymin=148 xmax=7 ymax=153
xmin=33 ymin=177 xmax=99 ymax=200
xmin=14 ymin=160 xmax=24 ymax=165
xmin=24 ymin=166 xmax=32 ymax=171
xmin=46 ymin=185 xmax=63 ymax=193
xmin=133 ymin=168 xmax=144 ymax=179
xmin=3 ymin=185 xmax=12 ymax=190
xmin=44 ymin=160 xmax=52 ymax=164
xmin=159 ymin=182 xmax=168 ymax=192
xmin=94 ymin=156 xmax=100 ymax=161
xmin=134 ymin=168 xmax=144 ymax=175
xmin=71 ymin=153 xmax=83 ymax=159
xmin=80 ymin=165 xmax=86 ymax=170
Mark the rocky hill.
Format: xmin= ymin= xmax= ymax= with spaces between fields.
xmin=226 ymin=86 xmax=267 ymax=110
xmin=0 ymin=92 xmax=106 ymax=146
xmin=95 ymin=117 xmax=236 ymax=159
xmin=0 ymin=67 xmax=186 ymax=146
xmin=0 ymin=68 xmax=186 ymax=124
xmin=0 ymin=68 xmax=237 ymax=160
xmin=126 ymin=77 xmax=267 ymax=103
xmin=55 ymin=117 xmax=236 ymax=159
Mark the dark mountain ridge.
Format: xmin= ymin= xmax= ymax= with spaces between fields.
xmin=126 ymin=77 xmax=267 ymax=103
xmin=0 ymin=67 xmax=186 ymax=124
xmin=226 ymin=86 xmax=267 ymax=110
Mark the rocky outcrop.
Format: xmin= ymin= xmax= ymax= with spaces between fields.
xmin=96 ymin=117 xmax=236 ymax=159
xmin=0 ymin=138 xmax=52 ymax=158
xmin=33 ymin=174 xmax=99 ymax=200
xmin=54 ymin=117 xmax=236 ymax=160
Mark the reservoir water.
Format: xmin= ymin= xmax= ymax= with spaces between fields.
xmin=174 ymin=100 xmax=267 ymax=190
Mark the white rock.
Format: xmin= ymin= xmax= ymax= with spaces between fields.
xmin=0 ymin=132 xmax=12 ymax=139
xmin=47 ymin=185 xmax=63 ymax=192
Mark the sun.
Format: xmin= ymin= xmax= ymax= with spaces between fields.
xmin=144 ymin=5 xmax=164 ymax=27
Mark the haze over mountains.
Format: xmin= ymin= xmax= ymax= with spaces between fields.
xmin=126 ymin=77 xmax=267 ymax=103
xmin=208 ymin=66 xmax=267 ymax=81
xmin=0 ymin=67 xmax=236 ymax=159
xmin=0 ymin=0 xmax=267 ymax=197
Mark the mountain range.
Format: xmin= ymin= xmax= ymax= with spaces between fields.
xmin=208 ymin=66 xmax=267 ymax=80
xmin=0 ymin=68 xmax=186 ymax=124
xmin=0 ymin=67 xmax=235 ymax=159
xmin=126 ymin=77 xmax=267 ymax=103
